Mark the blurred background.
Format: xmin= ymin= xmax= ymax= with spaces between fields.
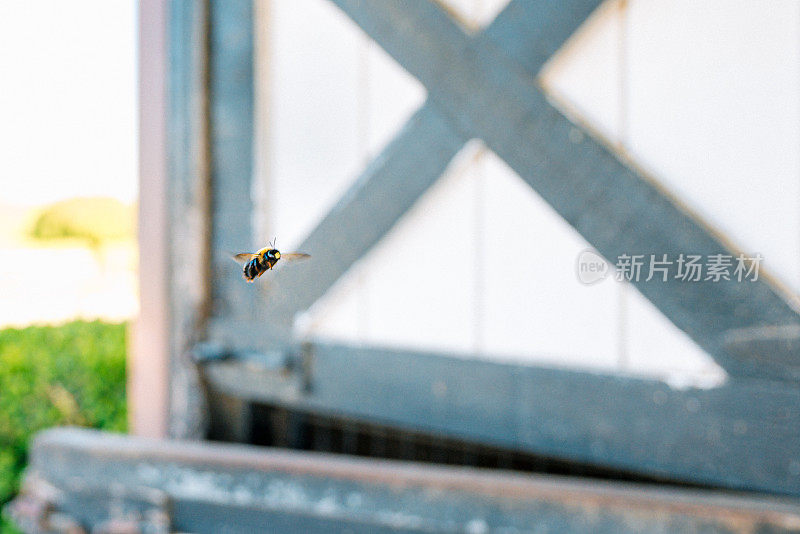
xmin=0 ymin=2 xmax=135 ymax=530
xmin=1 ymin=0 xmax=800 ymax=532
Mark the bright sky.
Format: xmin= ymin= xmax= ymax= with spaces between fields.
xmin=0 ymin=0 xmax=137 ymax=206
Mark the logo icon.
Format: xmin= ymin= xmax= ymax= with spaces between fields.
xmin=576 ymin=249 xmax=611 ymax=285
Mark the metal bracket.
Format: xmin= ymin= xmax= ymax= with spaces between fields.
xmin=193 ymin=341 xmax=310 ymax=406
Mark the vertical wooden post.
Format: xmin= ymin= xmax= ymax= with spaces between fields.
xmin=132 ymin=0 xmax=169 ymax=438
xmin=209 ymin=0 xmax=256 ymax=316
xmin=203 ymin=0 xmax=258 ymax=439
xmin=164 ymin=0 xmax=213 ymax=439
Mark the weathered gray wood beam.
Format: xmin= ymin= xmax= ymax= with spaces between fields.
xmin=208 ymin=102 xmax=466 ymax=347
xmin=483 ymin=0 xmax=602 ymax=74
xmin=203 ymin=341 xmax=800 ymax=497
xmin=166 ymin=0 xmax=212 ymax=439
xmin=175 ymin=0 xmax=261 ymax=442
xmin=329 ymin=0 xmax=800 ymax=380
xmin=209 ymin=0 xmax=258 ymax=319
xmin=12 ymin=427 xmax=800 ymax=533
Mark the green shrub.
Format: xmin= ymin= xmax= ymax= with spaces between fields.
xmin=28 ymin=197 xmax=135 ymax=246
xmin=0 ymin=321 xmax=127 ymax=519
xmin=0 ymin=514 xmax=20 ymax=534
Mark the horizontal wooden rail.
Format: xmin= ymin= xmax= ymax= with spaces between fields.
xmin=199 ymin=341 xmax=800 ymax=497
xmin=8 ymin=427 xmax=800 ymax=533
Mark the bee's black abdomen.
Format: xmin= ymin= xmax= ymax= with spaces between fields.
xmin=244 ymin=259 xmax=260 ymax=281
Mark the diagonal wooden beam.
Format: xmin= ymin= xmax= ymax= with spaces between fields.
xmin=328 ymin=0 xmax=800 ymax=380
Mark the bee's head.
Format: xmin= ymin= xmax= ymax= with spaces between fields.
xmin=266 ymin=249 xmax=280 ymax=260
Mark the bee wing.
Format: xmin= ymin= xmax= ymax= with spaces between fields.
xmin=231 ymin=252 xmax=255 ymax=264
xmin=281 ymin=252 xmax=311 ymax=263
xmin=270 ymin=252 xmax=310 ymax=272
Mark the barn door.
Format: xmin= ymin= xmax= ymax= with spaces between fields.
xmin=166 ymin=0 xmax=800 ymax=497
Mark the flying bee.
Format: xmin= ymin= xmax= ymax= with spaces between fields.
xmin=231 ymin=238 xmax=310 ymax=282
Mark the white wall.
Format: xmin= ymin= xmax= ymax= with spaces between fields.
xmin=256 ymin=0 xmax=800 ymax=386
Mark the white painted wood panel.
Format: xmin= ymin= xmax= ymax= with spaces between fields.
xmin=625 ymin=0 xmax=800 ymax=296
xmin=262 ymin=0 xmax=424 ymax=250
